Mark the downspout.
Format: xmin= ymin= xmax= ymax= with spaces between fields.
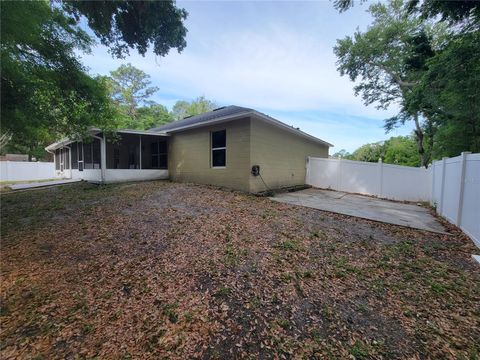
xmin=92 ymin=134 xmax=106 ymax=183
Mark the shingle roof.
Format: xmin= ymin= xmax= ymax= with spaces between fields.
xmin=150 ymin=105 xmax=253 ymax=132
xmin=150 ymin=104 xmax=333 ymax=147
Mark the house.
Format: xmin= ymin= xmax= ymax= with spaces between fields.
xmin=46 ymin=106 xmax=332 ymax=193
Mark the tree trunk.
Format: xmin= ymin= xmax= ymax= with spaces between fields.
xmin=413 ymin=113 xmax=429 ymax=168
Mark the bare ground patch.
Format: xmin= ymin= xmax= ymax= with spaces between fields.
xmin=1 ymin=181 xmax=479 ymax=359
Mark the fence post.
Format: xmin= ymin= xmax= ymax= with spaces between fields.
xmin=431 ymin=161 xmax=435 ymax=205
xmin=456 ymin=152 xmax=470 ymax=226
xmin=305 ymin=156 xmax=310 ymax=185
xmin=378 ymin=158 xmax=383 ymax=197
xmin=338 ymin=158 xmax=342 ymax=191
xmin=439 ymin=157 xmax=447 ymax=215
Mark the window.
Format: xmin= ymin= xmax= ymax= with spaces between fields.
xmin=151 ymin=140 xmax=168 ymax=169
xmin=211 ymin=130 xmax=226 ymax=167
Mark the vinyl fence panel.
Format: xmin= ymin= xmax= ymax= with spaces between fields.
xmin=431 ymin=153 xmax=480 ymax=247
xmin=0 ymin=161 xmax=56 ymax=182
xmin=306 ymin=157 xmax=431 ymax=202
xmin=306 ymin=153 xmax=479 ymax=247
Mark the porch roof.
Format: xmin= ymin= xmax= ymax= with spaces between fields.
xmin=45 ymin=128 xmax=169 ymax=152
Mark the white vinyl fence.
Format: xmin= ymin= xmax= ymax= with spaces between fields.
xmin=306 ymin=153 xmax=480 ymax=247
xmin=306 ymin=157 xmax=432 ymax=202
xmin=0 ymin=161 xmax=56 ymax=182
xmin=431 ymin=153 xmax=480 ymax=247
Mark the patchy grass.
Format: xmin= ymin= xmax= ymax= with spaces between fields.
xmin=1 ymin=181 xmax=479 ymax=359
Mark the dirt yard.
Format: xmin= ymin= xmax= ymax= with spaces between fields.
xmin=1 ymin=181 xmax=479 ymax=359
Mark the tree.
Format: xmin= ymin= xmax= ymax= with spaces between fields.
xmin=0 ymin=0 xmax=188 ymax=158
xmin=108 ymin=64 xmax=159 ymax=123
xmin=1 ymin=1 xmax=116 ymax=158
xmin=334 ymin=0 xmax=440 ymax=167
xmin=136 ymin=104 xmax=173 ymax=130
xmin=347 ymin=136 xmax=421 ymax=167
xmin=335 ymin=0 xmax=480 ymax=162
xmin=60 ymin=1 xmax=188 ymax=58
xmin=171 ymin=96 xmax=217 ymax=120
xmin=383 ymin=136 xmax=421 ymax=166
xmin=350 ymin=142 xmax=385 ymax=163
xmin=331 ymin=149 xmax=352 ymax=159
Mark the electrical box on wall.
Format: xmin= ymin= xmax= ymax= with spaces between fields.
xmin=251 ymin=165 xmax=260 ymax=176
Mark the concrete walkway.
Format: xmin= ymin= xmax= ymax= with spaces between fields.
xmin=271 ymin=188 xmax=446 ymax=234
xmin=9 ymin=179 xmax=82 ymax=191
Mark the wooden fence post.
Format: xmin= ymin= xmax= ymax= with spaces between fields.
xmin=456 ymin=152 xmax=470 ymax=227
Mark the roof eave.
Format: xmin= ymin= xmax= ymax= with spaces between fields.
xmin=251 ymin=111 xmax=334 ymax=147
xmin=45 ymin=128 xmax=169 ymax=151
xmin=156 ymin=111 xmax=254 ymax=133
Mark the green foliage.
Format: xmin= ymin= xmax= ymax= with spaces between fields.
xmin=61 ymin=1 xmax=188 ymax=58
xmin=109 ymin=64 xmax=159 ymax=118
xmin=1 ymin=0 xmax=188 ymax=158
xmin=171 ymin=96 xmax=217 ymax=120
xmin=346 ymin=136 xmax=421 ymax=167
xmin=383 ymin=136 xmax=421 ymax=166
xmin=335 ymin=0 xmax=479 ymax=166
xmin=419 ymin=31 xmax=480 ymax=157
xmin=106 ymin=63 xmax=173 ymax=129
xmin=0 ymin=1 xmax=116 ymax=158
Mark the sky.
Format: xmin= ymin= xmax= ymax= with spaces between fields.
xmin=79 ymin=0 xmax=414 ymax=153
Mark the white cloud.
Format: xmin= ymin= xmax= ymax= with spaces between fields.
xmin=79 ymin=0 xmax=408 ymax=152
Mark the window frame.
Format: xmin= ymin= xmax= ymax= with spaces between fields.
xmin=211 ymin=130 xmax=226 ymax=168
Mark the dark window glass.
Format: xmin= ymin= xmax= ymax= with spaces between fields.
xmin=71 ymin=142 xmax=78 ymax=169
xmin=211 ymin=130 xmax=226 ymax=167
xmin=212 ymin=149 xmax=226 ymax=167
xmin=212 ymin=130 xmax=226 ymax=148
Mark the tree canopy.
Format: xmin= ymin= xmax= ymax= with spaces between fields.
xmin=335 ymin=0 xmax=480 ymax=166
xmin=0 ymin=0 xmax=188 ymax=158
xmin=171 ymin=96 xmax=218 ymax=120
xmin=333 ymin=136 xmax=421 ymax=167
xmin=61 ymin=1 xmax=188 ymax=58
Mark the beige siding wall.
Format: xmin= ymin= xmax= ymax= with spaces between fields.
xmin=249 ymin=119 xmax=329 ymax=193
xmin=168 ymin=118 xmax=251 ymax=192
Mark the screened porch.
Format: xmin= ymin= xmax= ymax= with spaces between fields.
xmin=52 ymin=130 xmax=169 ymax=183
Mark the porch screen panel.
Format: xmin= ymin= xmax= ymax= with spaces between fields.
xmin=93 ymin=139 xmax=101 ymax=169
xmin=64 ymin=148 xmax=70 ymax=169
xmin=141 ymin=136 xmax=167 ymax=169
xmin=106 ymin=134 xmax=139 ymax=169
xmin=71 ymin=142 xmax=78 ymax=169
xmin=55 ymin=149 xmax=60 ymax=170
xmin=83 ymin=142 xmax=93 ymax=169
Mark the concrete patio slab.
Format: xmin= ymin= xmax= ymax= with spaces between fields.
xmin=271 ymin=188 xmax=446 ymax=234
xmin=9 ymin=179 xmax=82 ymax=191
